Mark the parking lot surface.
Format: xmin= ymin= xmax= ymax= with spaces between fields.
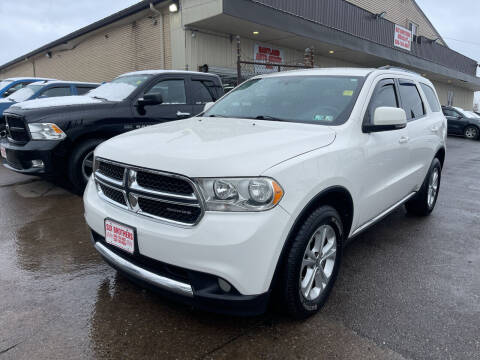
xmin=0 ymin=136 xmax=479 ymax=360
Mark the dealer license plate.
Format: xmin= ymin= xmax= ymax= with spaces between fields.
xmin=0 ymin=146 xmax=6 ymax=159
xmin=105 ymin=219 xmax=135 ymax=254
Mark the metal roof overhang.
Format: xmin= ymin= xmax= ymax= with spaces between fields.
xmin=187 ymin=0 xmax=480 ymax=91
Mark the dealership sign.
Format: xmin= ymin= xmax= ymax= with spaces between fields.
xmin=394 ymin=25 xmax=412 ymax=51
xmin=254 ymin=44 xmax=284 ymax=70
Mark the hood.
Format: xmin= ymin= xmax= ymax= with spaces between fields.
xmin=12 ymin=95 xmax=103 ymax=110
xmin=5 ymin=95 xmax=116 ymax=120
xmin=95 ymin=117 xmax=336 ymax=177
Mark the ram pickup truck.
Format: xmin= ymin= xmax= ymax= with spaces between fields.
xmin=1 ymin=70 xmax=223 ymax=192
xmin=83 ymin=67 xmax=447 ymax=318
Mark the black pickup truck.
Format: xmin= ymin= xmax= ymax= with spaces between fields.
xmin=1 ymin=70 xmax=223 ymax=192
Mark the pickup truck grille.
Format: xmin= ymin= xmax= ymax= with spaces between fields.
xmin=94 ymin=159 xmax=203 ymax=226
xmin=5 ymin=115 xmax=29 ymax=143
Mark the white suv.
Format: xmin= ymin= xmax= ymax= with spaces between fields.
xmin=84 ymin=67 xmax=446 ymax=318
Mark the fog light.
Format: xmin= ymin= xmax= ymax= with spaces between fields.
xmin=218 ymin=278 xmax=232 ymax=293
xmin=31 ymin=160 xmax=44 ymax=168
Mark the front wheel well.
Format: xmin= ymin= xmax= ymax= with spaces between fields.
xmin=270 ymin=186 xmax=354 ymax=292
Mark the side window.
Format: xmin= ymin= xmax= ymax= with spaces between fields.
xmin=3 ymin=82 xmax=27 ymax=97
xmin=398 ymin=80 xmax=425 ymax=121
xmin=365 ymin=79 xmax=398 ymax=123
xmin=145 ymin=79 xmax=186 ymax=104
xmin=76 ymin=87 xmax=94 ymax=95
xmin=420 ymin=83 xmax=441 ymax=112
xmin=40 ymin=87 xmax=71 ymax=98
xmin=443 ymin=108 xmax=460 ymax=118
xmin=191 ymin=80 xmax=215 ymax=104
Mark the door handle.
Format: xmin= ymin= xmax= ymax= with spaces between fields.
xmin=399 ymin=136 xmax=410 ymax=144
xmin=176 ymin=111 xmax=191 ymax=117
xmin=430 ymin=125 xmax=440 ymax=133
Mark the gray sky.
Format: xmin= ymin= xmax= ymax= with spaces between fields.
xmin=0 ymin=0 xmax=479 ymax=68
xmin=0 ymin=0 xmax=139 ymax=65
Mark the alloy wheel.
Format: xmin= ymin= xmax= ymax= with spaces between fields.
xmin=427 ymin=168 xmax=439 ymax=208
xmin=465 ymin=126 xmax=478 ymax=139
xmin=299 ymin=224 xmax=337 ymax=301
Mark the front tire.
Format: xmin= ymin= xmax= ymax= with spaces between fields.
xmin=68 ymin=138 xmax=104 ymax=194
xmin=405 ymin=158 xmax=442 ymax=216
xmin=464 ymin=125 xmax=479 ymax=140
xmin=282 ymin=206 xmax=343 ymax=319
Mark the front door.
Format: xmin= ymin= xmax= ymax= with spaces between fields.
xmin=357 ymin=78 xmax=412 ymax=226
xmin=443 ymin=108 xmax=464 ymax=135
xmin=133 ymin=77 xmax=193 ymax=127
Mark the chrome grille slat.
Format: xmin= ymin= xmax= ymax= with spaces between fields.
xmin=94 ymin=158 xmax=204 ymax=227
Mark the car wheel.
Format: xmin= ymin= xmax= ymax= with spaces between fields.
xmin=405 ymin=158 xmax=442 ymax=216
xmin=464 ymin=125 xmax=479 ymax=140
xmin=68 ymin=138 xmax=104 ymax=194
xmin=282 ymin=206 xmax=343 ymax=319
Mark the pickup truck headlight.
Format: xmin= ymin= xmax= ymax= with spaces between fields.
xmin=196 ymin=177 xmax=284 ymax=211
xmin=28 ymin=123 xmax=66 ymax=140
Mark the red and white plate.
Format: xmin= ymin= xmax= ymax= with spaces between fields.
xmin=105 ymin=219 xmax=135 ymax=254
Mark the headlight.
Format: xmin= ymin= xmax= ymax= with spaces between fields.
xmin=196 ymin=177 xmax=284 ymax=212
xmin=28 ymin=123 xmax=66 ymax=140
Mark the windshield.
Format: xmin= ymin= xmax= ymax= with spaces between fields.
xmin=87 ymin=75 xmax=150 ymax=101
xmin=0 ymin=80 xmax=13 ymax=90
xmin=204 ymin=75 xmax=364 ymax=125
xmin=7 ymin=84 xmax=43 ymax=102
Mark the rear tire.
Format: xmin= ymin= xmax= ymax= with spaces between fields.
xmin=68 ymin=138 xmax=104 ymax=194
xmin=282 ymin=206 xmax=343 ymax=319
xmin=464 ymin=125 xmax=479 ymax=140
xmin=405 ymin=158 xmax=442 ymax=216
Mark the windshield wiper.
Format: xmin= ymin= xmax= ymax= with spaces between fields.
xmin=251 ymin=115 xmax=288 ymax=122
xmin=92 ymin=96 xmax=108 ymax=101
xmin=208 ymin=114 xmax=229 ymax=118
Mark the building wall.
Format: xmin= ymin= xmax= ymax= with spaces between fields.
xmin=346 ymin=0 xmax=445 ymax=45
xmin=432 ymin=80 xmax=474 ymax=110
xmin=0 ymin=11 xmax=169 ymax=82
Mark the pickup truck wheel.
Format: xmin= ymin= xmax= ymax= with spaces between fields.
xmin=282 ymin=206 xmax=343 ymax=319
xmin=405 ymin=158 xmax=442 ymax=216
xmin=68 ymin=139 xmax=104 ymax=194
xmin=464 ymin=125 xmax=479 ymax=140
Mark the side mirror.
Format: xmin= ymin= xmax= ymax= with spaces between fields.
xmin=203 ymin=102 xmax=215 ymax=112
xmin=137 ymin=93 xmax=163 ymax=107
xmin=363 ymin=107 xmax=407 ymax=133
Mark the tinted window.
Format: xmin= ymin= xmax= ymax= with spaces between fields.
xmin=365 ymin=79 xmax=398 ymax=123
xmin=420 ymin=83 xmax=441 ymax=112
xmin=399 ymin=80 xmax=425 ymax=120
xmin=442 ymin=108 xmax=460 ymax=117
xmin=192 ymin=80 xmax=214 ymax=104
xmin=40 ymin=87 xmax=71 ymax=98
xmin=76 ymin=86 xmax=95 ymax=95
xmin=204 ymin=76 xmax=364 ymax=125
xmin=146 ymin=79 xmax=186 ymax=104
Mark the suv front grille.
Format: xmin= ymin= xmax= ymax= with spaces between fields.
xmin=5 ymin=115 xmax=29 ymax=143
xmin=94 ymin=159 xmax=203 ymax=226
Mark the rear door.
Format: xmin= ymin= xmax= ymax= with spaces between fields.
xmin=133 ymin=76 xmax=193 ymax=126
xmin=400 ymin=80 xmax=440 ymax=187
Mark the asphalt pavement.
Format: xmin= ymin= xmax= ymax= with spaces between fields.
xmin=0 ymin=136 xmax=479 ymax=359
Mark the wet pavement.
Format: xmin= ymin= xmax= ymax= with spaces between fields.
xmin=1 ymin=136 xmax=479 ymax=360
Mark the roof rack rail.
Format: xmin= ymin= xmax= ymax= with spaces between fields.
xmin=378 ymin=66 xmax=421 ymax=75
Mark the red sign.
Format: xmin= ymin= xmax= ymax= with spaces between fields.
xmin=254 ymin=44 xmax=284 ymax=70
xmin=394 ymin=25 xmax=412 ymax=51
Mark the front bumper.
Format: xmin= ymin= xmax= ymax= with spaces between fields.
xmin=84 ymin=177 xmax=292 ymax=314
xmin=1 ymin=139 xmax=63 ymax=174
